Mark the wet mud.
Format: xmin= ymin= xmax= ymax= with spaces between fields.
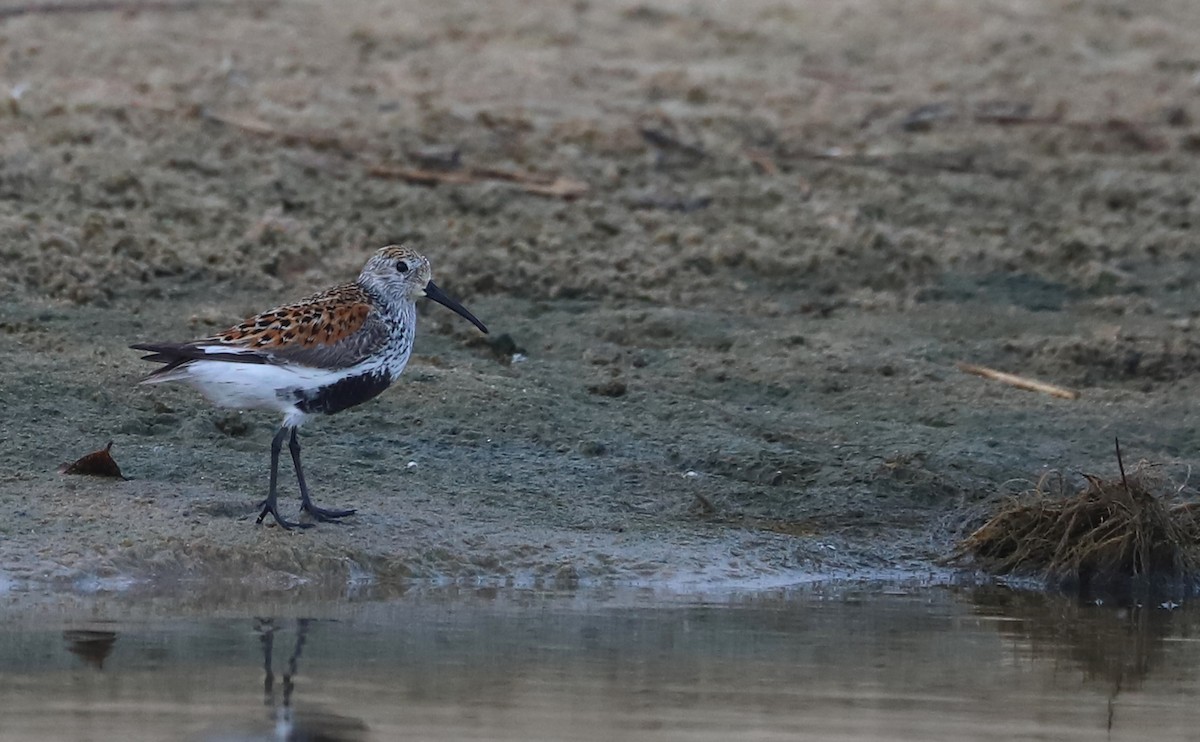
xmin=3 ymin=0 xmax=1200 ymax=594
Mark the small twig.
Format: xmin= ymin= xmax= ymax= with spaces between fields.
xmin=368 ymin=163 xmax=588 ymax=200
xmin=200 ymin=109 xmax=358 ymax=152
xmin=956 ymin=362 xmax=1080 ymax=400
xmin=201 ymin=109 xmax=275 ymax=136
xmin=1116 ymin=437 xmax=1130 ymax=495
xmin=366 ymin=165 xmax=477 ymax=186
xmin=468 ymin=166 xmax=550 ymax=184
xmin=447 ymin=165 xmax=589 ymax=197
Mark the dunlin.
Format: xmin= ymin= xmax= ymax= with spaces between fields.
xmin=132 ymin=245 xmax=488 ymax=529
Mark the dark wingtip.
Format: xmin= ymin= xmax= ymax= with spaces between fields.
xmin=131 ymin=343 xmax=182 ymax=365
xmin=130 ymin=342 xmax=179 ymax=353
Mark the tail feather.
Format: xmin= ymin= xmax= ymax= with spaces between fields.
xmin=130 ymin=344 xmax=193 ymax=382
xmin=131 ymin=343 xmax=272 ymax=384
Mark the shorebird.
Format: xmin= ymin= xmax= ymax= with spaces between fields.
xmin=131 ymin=245 xmax=488 ymax=529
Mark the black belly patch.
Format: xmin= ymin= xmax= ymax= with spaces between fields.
xmin=292 ymin=371 xmax=392 ymax=415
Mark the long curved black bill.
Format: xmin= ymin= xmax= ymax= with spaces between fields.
xmin=424 ymin=281 xmax=489 ymax=334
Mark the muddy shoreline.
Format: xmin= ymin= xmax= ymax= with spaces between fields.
xmin=4 ymin=1 xmax=1200 ymax=601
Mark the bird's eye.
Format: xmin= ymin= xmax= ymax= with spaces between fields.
xmin=396 ymin=261 xmax=409 ymax=274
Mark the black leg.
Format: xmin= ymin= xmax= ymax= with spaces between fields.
xmin=291 ymin=428 xmax=356 ymax=522
xmin=257 ymin=426 xmax=312 ymax=530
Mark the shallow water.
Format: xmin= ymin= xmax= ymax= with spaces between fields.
xmin=2 ymin=584 xmax=1200 ymax=741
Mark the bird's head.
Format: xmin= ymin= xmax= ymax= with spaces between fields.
xmin=360 ymin=245 xmax=488 ymax=333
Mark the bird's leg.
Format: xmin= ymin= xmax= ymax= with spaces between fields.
xmin=291 ymin=428 xmax=356 ymax=522
xmin=257 ymin=426 xmax=312 ymax=530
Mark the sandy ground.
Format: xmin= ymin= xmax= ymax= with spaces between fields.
xmin=4 ymin=0 xmax=1200 ymax=596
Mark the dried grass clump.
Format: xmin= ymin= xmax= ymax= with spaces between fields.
xmin=954 ymin=460 xmax=1200 ymax=590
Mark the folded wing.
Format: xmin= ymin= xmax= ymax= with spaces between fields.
xmin=132 ymin=283 xmax=390 ymax=379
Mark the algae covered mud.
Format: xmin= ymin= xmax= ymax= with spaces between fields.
xmin=3 ymin=1 xmax=1200 ymax=591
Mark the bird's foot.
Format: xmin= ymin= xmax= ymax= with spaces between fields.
xmin=256 ymin=500 xmax=314 ymax=530
xmin=300 ymin=501 xmax=356 ymax=523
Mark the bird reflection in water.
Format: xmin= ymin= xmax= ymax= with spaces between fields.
xmin=253 ymin=618 xmax=368 ymax=742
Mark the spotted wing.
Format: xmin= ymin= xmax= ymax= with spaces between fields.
xmin=133 ymin=283 xmax=390 ymax=375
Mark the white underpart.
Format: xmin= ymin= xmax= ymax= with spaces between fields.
xmin=140 ymin=349 xmax=390 ymax=429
